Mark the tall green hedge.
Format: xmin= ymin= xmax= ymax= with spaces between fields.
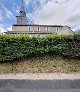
xmin=0 ymin=34 xmax=80 ymax=62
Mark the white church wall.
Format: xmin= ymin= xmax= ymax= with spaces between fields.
xmin=17 ymin=17 xmax=27 ymax=25
xmin=12 ymin=25 xmax=73 ymax=35
xmin=58 ymin=26 xmax=74 ymax=35
xmin=12 ymin=26 xmax=28 ymax=31
xmin=31 ymin=26 xmax=38 ymax=32
xmin=39 ymin=26 xmax=46 ymax=32
xmin=49 ymin=27 xmax=56 ymax=33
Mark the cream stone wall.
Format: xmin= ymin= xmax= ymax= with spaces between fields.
xmin=57 ymin=26 xmax=74 ymax=35
xmin=39 ymin=26 xmax=46 ymax=32
xmin=29 ymin=26 xmax=35 ymax=32
xmin=12 ymin=25 xmax=74 ymax=35
xmin=49 ymin=27 xmax=56 ymax=33
xmin=12 ymin=26 xmax=28 ymax=31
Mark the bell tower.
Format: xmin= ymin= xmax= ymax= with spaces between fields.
xmin=16 ymin=0 xmax=27 ymax=25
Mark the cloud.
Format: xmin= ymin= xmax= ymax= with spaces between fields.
xmin=7 ymin=25 xmax=12 ymax=31
xmin=12 ymin=2 xmax=20 ymax=14
xmin=0 ymin=3 xmax=15 ymax=19
xmin=0 ymin=24 xmax=6 ymax=34
xmin=0 ymin=14 xmax=3 ymax=21
xmin=24 ymin=0 xmax=32 ymax=6
xmin=25 ymin=0 xmax=80 ymax=30
xmin=0 ymin=24 xmax=12 ymax=34
xmin=0 ymin=1 xmax=16 ymax=32
xmin=34 ymin=1 xmax=69 ymax=25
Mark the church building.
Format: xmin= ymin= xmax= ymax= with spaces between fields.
xmin=5 ymin=0 xmax=74 ymax=36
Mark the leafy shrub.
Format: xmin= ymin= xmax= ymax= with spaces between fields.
xmin=63 ymin=34 xmax=80 ymax=58
xmin=0 ymin=34 xmax=80 ymax=62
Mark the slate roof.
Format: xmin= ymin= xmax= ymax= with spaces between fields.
xmin=5 ymin=31 xmax=54 ymax=34
xmin=13 ymin=24 xmax=64 ymax=27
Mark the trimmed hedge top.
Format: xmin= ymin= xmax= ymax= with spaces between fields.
xmin=0 ymin=34 xmax=80 ymax=62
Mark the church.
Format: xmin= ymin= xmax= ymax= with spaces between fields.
xmin=5 ymin=0 xmax=74 ymax=37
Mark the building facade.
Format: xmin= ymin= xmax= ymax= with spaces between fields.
xmin=5 ymin=0 xmax=74 ymax=36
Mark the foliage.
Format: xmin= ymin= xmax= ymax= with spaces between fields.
xmin=0 ymin=34 xmax=80 ymax=62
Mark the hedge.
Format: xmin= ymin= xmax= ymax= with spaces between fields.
xmin=0 ymin=34 xmax=80 ymax=62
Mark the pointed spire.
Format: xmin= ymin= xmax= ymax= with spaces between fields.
xmin=20 ymin=0 xmax=26 ymax=17
xmin=16 ymin=0 xmax=27 ymax=25
xmin=20 ymin=0 xmax=24 ymax=12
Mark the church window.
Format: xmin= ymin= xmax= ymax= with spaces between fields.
xmin=46 ymin=27 xmax=48 ymax=31
xmin=56 ymin=27 xmax=59 ymax=34
xmin=20 ymin=18 xmax=22 ymax=24
xmin=29 ymin=27 xmax=30 ymax=31
xmin=56 ymin=27 xmax=59 ymax=31
xmin=38 ymin=27 xmax=40 ymax=31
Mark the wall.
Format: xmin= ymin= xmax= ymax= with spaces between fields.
xmin=12 ymin=26 xmax=28 ymax=31
xmin=12 ymin=25 xmax=73 ymax=35
xmin=57 ymin=26 xmax=74 ymax=35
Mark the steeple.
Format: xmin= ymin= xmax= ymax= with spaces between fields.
xmin=16 ymin=0 xmax=27 ymax=25
xmin=20 ymin=0 xmax=26 ymax=16
xmin=20 ymin=0 xmax=24 ymax=12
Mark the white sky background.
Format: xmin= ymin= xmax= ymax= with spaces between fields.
xmin=25 ymin=0 xmax=80 ymax=31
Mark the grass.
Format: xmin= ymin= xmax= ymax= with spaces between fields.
xmin=0 ymin=56 xmax=80 ymax=74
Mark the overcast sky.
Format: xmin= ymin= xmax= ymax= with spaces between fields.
xmin=0 ymin=0 xmax=80 ymax=32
